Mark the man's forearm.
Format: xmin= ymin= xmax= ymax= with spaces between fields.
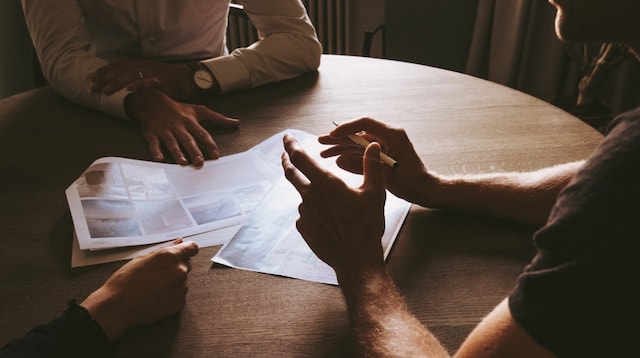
xmin=422 ymin=161 xmax=584 ymax=228
xmin=338 ymin=269 xmax=450 ymax=358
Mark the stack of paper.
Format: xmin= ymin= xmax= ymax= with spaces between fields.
xmin=66 ymin=129 xmax=411 ymax=284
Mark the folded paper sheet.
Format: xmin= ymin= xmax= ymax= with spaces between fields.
xmin=212 ymin=130 xmax=411 ymax=285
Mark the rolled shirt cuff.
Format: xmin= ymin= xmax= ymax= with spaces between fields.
xmin=201 ymin=55 xmax=251 ymax=94
xmin=95 ymin=87 xmax=132 ymax=120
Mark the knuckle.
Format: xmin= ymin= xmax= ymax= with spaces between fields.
xmin=288 ymin=148 xmax=305 ymax=163
xmin=283 ymin=164 xmax=296 ymax=178
xmin=197 ymin=130 xmax=211 ymax=140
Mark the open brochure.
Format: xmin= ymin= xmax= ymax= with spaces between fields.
xmin=66 ymin=129 xmax=411 ymax=284
xmin=66 ymin=150 xmax=280 ymax=251
xmin=66 ymin=129 xmax=316 ymax=256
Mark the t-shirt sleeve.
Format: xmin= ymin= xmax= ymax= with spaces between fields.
xmin=508 ymin=107 xmax=640 ymax=357
xmin=0 ymin=300 xmax=113 ymax=358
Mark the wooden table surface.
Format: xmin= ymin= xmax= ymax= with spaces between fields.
xmin=0 ymin=55 xmax=602 ymax=357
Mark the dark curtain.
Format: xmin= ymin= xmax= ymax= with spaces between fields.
xmin=465 ymin=0 xmax=640 ymax=118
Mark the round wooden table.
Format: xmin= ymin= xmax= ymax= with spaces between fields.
xmin=0 ymin=55 xmax=602 ymax=356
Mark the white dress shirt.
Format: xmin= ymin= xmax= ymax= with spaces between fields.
xmin=21 ymin=0 xmax=322 ymax=119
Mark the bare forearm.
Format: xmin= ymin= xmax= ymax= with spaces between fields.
xmin=421 ymin=161 xmax=584 ymax=228
xmin=338 ymin=269 xmax=450 ymax=358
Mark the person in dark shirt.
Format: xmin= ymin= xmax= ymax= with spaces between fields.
xmin=281 ymin=0 xmax=640 ymax=356
xmin=0 ymin=239 xmax=199 ymax=358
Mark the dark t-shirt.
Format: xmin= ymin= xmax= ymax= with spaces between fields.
xmin=509 ymin=107 xmax=640 ymax=357
xmin=0 ymin=301 xmax=112 ymax=358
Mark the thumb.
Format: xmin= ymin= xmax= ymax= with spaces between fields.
xmin=362 ymin=142 xmax=385 ymax=193
xmin=173 ymin=240 xmax=200 ymax=260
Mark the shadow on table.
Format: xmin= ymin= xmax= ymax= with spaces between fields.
xmin=387 ymin=207 xmax=536 ymax=352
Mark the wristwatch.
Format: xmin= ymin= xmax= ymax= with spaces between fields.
xmin=189 ymin=62 xmax=215 ymax=91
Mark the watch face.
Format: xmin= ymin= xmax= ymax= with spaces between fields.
xmin=194 ymin=69 xmax=214 ymax=89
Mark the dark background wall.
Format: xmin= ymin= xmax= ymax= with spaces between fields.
xmin=385 ymin=0 xmax=480 ymax=73
xmin=0 ymin=0 xmax=35 ymax=99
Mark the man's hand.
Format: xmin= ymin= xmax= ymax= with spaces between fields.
xmin=91 ymin=59 xmax=202 ymax=100
xmin=283 ymin=135 xmax=454 ymax=357
xmin=81 ymin=239 xmax=199 ymax=341
xmin=125 ymin=89 xmax=239 ymax=167
xmin=321 ymin=118 xmax=586 ymax=228
xmin=281 ymin=134 xmax=386 ymax=280
xmin=319 ymin=117 xmax=435 ymax=206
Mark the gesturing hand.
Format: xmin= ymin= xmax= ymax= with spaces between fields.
xmin=81 ymin=239 xmax=200 ymax=341
xmin=125 ymin=89 xmax=239 ymax=167
xmin=281 ymin=134 xmax=387 ymax=280
xmin=319 ymin=117 xmax=433 ymax=206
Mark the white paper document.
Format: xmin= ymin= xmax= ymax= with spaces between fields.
xmin=212 ymin=131 xmax=412 ymax=285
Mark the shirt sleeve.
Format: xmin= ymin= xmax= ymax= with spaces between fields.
xmin=202 ymin=0 xmax=323 ymax=93
xmin=21 ymin=0 xmax=131 ymax=119
xmin=0 ymin=300 xmax=114 ymax=358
